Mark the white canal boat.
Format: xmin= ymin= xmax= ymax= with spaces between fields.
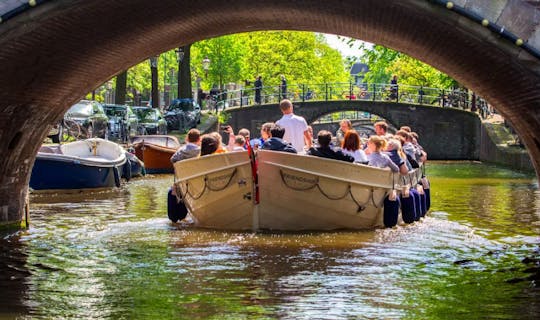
xmin=172 ymin=150 xmax=426 ymax=231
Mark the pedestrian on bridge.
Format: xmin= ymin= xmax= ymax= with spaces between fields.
xmin=280 ymin=75 xmax=287 ymax=99
xmin=254 ymin=75 xmax=262 ymax=104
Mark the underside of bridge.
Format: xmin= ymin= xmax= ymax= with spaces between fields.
xmin=1 ymin=0 xmax=540 ymax=226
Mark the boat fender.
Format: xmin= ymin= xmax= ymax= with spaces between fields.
xmin=400 ymin=191 xmax=416 ymax=224
xmin=409 ymin=188 xmax=422 ymax=221
xmin=421 ymin=176 xmax=431 ymax=211
xmin=416 ymin=184 xmax=427 ymax=217
xmin=113 ymin=166 xmax=121 ymax=187
xmin=123 ymin=158 xmax=132 ymax=181
xmin=383 ymin=190 xmax=400 ymax=228
xmin=167 ymin=187 xmax=188 ymax=222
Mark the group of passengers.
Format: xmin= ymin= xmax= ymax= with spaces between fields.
xmin=170 ymin=99 xmax=427 ymax=175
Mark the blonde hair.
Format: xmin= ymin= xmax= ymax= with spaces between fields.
xmin=368 ymin=135 xmax=387 ymax=152
xmin=387 ymin=138 xmax=407 ymax=159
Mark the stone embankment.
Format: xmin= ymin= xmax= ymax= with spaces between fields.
xmin=479 ymin=114 xmax=534 ymax=172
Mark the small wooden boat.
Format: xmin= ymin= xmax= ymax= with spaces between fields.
xmin=172 ymin=151 xmax=255 ymax=230
xmin=130 ymin=135 xmax=180 ymax=174
xmin=171 ymin=150 xmax=424 ymax=231
xmin=30 ymin=138 xmax=127 ymax=190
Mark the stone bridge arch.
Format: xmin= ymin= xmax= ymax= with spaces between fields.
xmin=1 ymin=0 xmax=540 ymax=226
xmin=226 ymin=100 xmax=481 ymax=160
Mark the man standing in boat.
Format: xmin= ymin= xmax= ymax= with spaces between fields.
xmin=276 ymin=99 xmax=312 ymax=153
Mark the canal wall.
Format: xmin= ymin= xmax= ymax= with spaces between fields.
xmin=479 ymin=122 xmax=534 ymax=172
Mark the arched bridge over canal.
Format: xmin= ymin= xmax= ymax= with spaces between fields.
xmin=2 ymin=0 xmax=540 ymax=227
xmin=225 ymin=100 xmax=481 ymax=161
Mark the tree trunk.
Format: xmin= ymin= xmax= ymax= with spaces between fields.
xmin=115 ymin=71 xmax=127 ymax=104
xmin=179 ymin=44 xmax=192 ymax=99
xmin=151 ymin=57 xmax=159 ymax=109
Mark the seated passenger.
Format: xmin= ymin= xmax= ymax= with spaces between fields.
xmin=232 ymin=135 xmax=246 ymax=151
xmin=209 ymin=131 xmax=227 ymax=154
xmin=336 ymin=119 xmax=352 ymax=146
xmin=261 ymin=124 xmax=297 ymax=153
xmin=170 ymin=128 xmax=201 ymax=163
xmin=307 ymin=130 xmax=354 ymax=162
xmin=341 ymin=130 xmax=368 ymax=164
xmin=410 ymin=131 xmax=428 ymax=163
xmin=385 ymin=138 xmax=409 ymax=175
xmin=366 ymin=135 xmax=399 ymax=172
xmin=200 ymin=134 xmax=219 ymax=156
xmin=395 ymin=130 xmax=421 ymax=168
xmin=251 ymin=122 xmax=273 ymax=150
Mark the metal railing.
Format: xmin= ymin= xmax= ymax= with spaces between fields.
xmin=209 ymin=82 xmax=488 ymax=116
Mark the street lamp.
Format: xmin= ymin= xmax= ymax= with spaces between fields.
xmin=149 ymin=56 xmax=159 ymax=109
xmin=175 ymin=47 xmax=184 ymax=63
xmin=202 ymin=56 xmax=211 ymax=78
xmin=175 ymin=47 xmax=185 ymax=100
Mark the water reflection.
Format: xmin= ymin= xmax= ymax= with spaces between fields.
xmin=0 ymin=163 xmax=538 ymax=319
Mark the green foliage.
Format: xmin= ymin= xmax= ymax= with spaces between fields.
xmin=360 ymin=44 xmax=456 ymax=88
xmin=218 ymin=111 xmax=231 ymax=125
xmin=191 ymin=36 xmax=243 ymax=91
xmin=96 ymin=31 xmax=350 ymax=102
xmin=230 ymin=31 xmax=348 ymax=86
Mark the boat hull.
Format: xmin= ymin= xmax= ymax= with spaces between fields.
xmin=171 ymin=150 xmax=422 ymax=231
xmin=30 ymin=139 xmax=126 ymax=190
xmin=131 ymin=135 xmax=180 ymax=174
xmin=257 ymin=150 xmax=401 ymax=231
xmin=30 ymin=157 xmax=121 ymax=190
xmin=173 ymin=151 xmax=255 ymax=230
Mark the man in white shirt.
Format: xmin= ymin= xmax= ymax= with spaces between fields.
xmin=276 ymin=99 xmax=312 ymax=153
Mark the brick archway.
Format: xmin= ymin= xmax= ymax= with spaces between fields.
xmin=1 ymin=0 xmax=539 ymax=225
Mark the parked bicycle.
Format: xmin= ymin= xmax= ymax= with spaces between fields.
xmin=47 ymin=118 xmax=83 ymax=143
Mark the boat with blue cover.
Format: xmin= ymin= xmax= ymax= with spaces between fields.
xmin=30 ymin=138 xmax=127 ymax=190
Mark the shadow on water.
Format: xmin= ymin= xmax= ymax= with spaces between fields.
xmin=0 ymin=163 xmax=538 ymax=319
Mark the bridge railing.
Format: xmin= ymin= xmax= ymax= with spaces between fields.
xmin=211 ymin=82 xmax=487 ymax=115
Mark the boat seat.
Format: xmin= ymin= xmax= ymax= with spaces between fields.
xmin=39 ymin=145 xmax=62 ymax=154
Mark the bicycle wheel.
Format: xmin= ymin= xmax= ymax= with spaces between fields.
xmin=63 ymin=119 xmax=82 ymax=141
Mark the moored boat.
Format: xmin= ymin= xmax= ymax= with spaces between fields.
xmin=130 ymin=135 xmax=180 ymax=174
xmin=124 ymin=151 xmax=146 ymax=179
xmin=170 ymin=150 xmax=425 ymax=231
xmin=30 ymin=138 xmax=127 ymax=190
xmin=172 ymin=151 xmax=255 ymax=230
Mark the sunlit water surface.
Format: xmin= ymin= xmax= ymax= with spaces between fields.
xmin=1 ymin=162 xmax=539 ymax=319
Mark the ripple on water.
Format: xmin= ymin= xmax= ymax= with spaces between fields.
xmin=2 ymin=163 xmax=538 ymax=319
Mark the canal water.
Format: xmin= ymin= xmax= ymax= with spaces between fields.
xmin=1 ymin=162 xmax=539 ymax=319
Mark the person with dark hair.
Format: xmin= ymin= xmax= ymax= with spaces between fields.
xmin=170 ymin=128 xmax=201 ymax=163
xmin=254 ymin=75 xmax=262 ymax=104
xmin=307 ymin=130 xmax=354 ymax=162
xmin=261 ymin=124 xmax=297 ymax=153
xmin=200 ymin=134 xmax=219 ymax=156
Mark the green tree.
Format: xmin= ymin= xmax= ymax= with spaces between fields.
xmin=192 ymin=36 xmax=243 ymax=90
xmin=360 ymin=44 xmax=456 ymax=88
xmin=236 ymin=31 xmax=348 ymax=86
